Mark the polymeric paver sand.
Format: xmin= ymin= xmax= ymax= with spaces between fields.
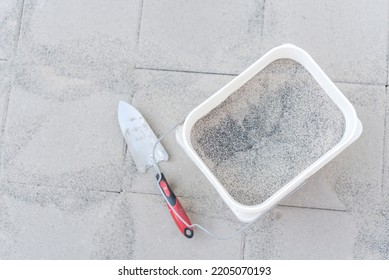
xmin=191 ymin=59 xmax=345 ymax=205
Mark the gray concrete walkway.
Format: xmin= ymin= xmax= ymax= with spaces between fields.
xmin=0 ymin=0 xmax=388 ymax=259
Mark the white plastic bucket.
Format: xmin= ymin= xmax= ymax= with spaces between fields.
xmin=176 ymin=44 xmax=363 ymax=223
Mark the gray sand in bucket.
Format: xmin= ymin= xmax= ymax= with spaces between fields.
xmin=191 ymin=59 xmax=345 ymax=206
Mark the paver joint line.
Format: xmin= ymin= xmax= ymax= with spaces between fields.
xmin=135 ymin=66 xmax=238 ymax=77
xmin=14 ymin=0 xmax=26 ymax=50
xmin=135 ymin=0 xmax=144 ymax=48
xmin=278 ymin=204 xmax=347 ymax=213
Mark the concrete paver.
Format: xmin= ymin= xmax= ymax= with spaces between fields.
xmin=282 ymin=83 xmax=385 ymax=212
xmin=0 ymin=0 xmax=142 ymax=191
xmin=131 ymin=69 xmax=234 ymax=134
xmin=332 ymin=83 xmax=385 ymax=224
xmin=0 ymin=0 xmax=22 ymax=59
xmin=261 ymin=0 xmax=388 ymax=85
xmin=18 ymin=0 xmax=141 ymax=98
xmin=129 ymin=192 xmax=243 ymax=259
xmin=281 ymin=167 xmax=346 ymax=211
xmin=138 ymin=0 xmax=265 ymax=74
xmin=333 ymin=83 xmax=385 ymax=207
xmin=20 ymin=0 xmax=141 ymax=55
xmin=333 ymin=83 xmax=388 ymax=258
xmin=1 ymin=86 xmax=127 ymax=191
xmin=244 ymin=206 xmax=356 ymax=259
xmin=281 ymin=83 xmax=388 ymax=259
xmin=138 ymin=0 xmax=388 ymax=85
xmin=0 ymin=182 xmax=134 ymax=259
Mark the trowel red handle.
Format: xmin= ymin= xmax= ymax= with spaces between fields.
xmin=156 ymin=173 xmax=194 ymax=238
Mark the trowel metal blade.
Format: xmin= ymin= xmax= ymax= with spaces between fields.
xmin=118 ymin=101 xmax=168 ymax=173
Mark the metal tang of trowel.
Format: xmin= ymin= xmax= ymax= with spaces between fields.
xmin=118 ymin=101 xmax=194 ymax=238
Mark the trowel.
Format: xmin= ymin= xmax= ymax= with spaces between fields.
xmin=118 ymin=101 xmax=194 ymax=238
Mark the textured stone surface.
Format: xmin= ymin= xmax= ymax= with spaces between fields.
xmin=261 ymin=0 xmax=388 ymax=85
xmin=17 ymin=0 xmax=141 ymax=98
xmin=283 ymin=83 xmax=388 ymax=259
xmin=282 ymin=84 xmax=389 ymax=259
xmin=283 ymin=83 xmax=386 ymax=214
xmin=138 ymin=0 xmax=388 ymax=85
xmin=131 ymin=69 xmax=233 ymax=134
xmin=0 ymin=0 xmax=142 ymax=191
xmin=137 ymin=0 xmax=265 ymax=74
xmin=1 ymin=86 xmax=127 ymax=191
xmin=244 ymin=206 xmax=356 ymax=259
xmin=332 ymin=83 xmax=385 ymax=211
xmin=0 ymin=0 xmax=22 ymax=59
xmin=129 ymin=192 xmax=243 ymax=259
xmin=20 ymin=0 xmax=141 ymax=54
xmin=281 ymin=166 xmax=346 ymax=211
xmin=0 ymin=183 xmax=134 ymax=259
